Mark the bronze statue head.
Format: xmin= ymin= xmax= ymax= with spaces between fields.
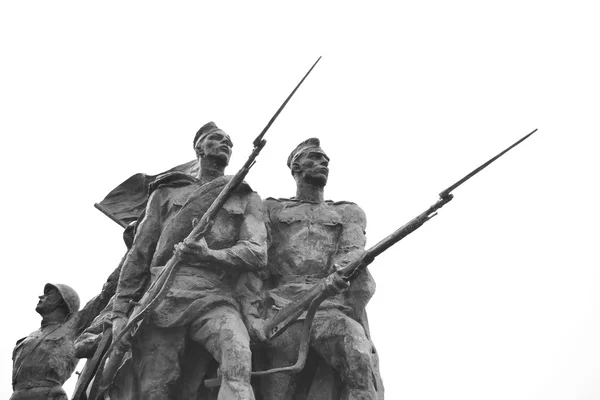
xmin=36 ymin=283 xmax=80 ymax=317
xmin=193 ymin=122 xmax=233 ymax=167
xmin=288 ymin=137 xmax=330 ymax=187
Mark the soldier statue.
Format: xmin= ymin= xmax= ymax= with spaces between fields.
xmin=11 ymin=279 xmax=116 ymax=400
xmin=259 ymin=138 xmax=384 ymax=400
xmin=111 ymin=122 xmax=267 ymax=400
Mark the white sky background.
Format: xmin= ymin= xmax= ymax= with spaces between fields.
xmin=1 ymin=1 xmax=599 ymax=399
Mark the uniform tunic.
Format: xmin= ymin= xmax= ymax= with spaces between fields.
xmin=11 ymin=287 xmax=115 ymax=400
xmin=262 ymin=198 xmax=383 ymax=400
xmin=264 ymin=198 xmax=375 ymax=319
xmin=114 ymin=174 xmax=267 ymax=326
xmin=112 ymin=174 xmax=267 ymax=400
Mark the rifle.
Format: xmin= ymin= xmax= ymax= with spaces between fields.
xmin=264 ymin=128 xmax=538 ymax=340
xmin=86 ymin=56 xmax=322 ymax=400
xmin=204 ymin=127 xmax=537 ymax=388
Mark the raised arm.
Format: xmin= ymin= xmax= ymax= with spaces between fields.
xmin=70 ymin=259 xmax=121 ymax=336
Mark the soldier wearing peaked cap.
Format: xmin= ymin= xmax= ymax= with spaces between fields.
xmin=259 ymin=138 xmax=383 ymax=400
xmin=11 ymin=279 xmax=116 ymax=400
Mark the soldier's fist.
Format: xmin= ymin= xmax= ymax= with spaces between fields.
xmin=175 ymin=237 xmax=213 ymax=265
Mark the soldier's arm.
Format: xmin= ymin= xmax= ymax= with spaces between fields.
xmin=194 ymin=192 xmax=268 ymax=272
xmin=112 ymin=190 xmax=162 ymax=318
xmin=12 ymin=337 xmax=26 ymax=388
xmin=69 ymin=257 xmax=123 ymax=336
xmin=74 ymin=297 xmax=114 ymax=358
xmin=332 ymin=203 xmax=367 ymax=268
xmin=333 ymin=203 xmax=376 ymax=318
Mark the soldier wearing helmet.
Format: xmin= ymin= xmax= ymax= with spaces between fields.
xmin=10 ymin=277 xmax=117 ymax=400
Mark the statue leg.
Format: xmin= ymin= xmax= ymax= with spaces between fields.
xmin=189 ymin=305 xmax=255 ymax=400
xmin=258 ymin=321 xmax=304 ymax=400
xmin=131 ymin=323 xmax=186 ymax=400
xmin=310 ymin=311 xmax=378 ymax=400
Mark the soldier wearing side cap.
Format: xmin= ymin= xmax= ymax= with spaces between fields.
xmin=10 ymin=279 xmax=116 ymax=400
xmin=259 ymin=138 xmax=383 ymax=400
xmin=111 ymin=122 xmax=267 ymax=400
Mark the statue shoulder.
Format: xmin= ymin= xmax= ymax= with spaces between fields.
xmin=261 ymin=197 xmax=294 ymax=221
xmin=13 ymin=336 xmax=27 ymax=360
xmin=264 ymin=196 xmax=286 ymax=204
xmin=148 ymin=172 xmax=198 ymax=195
xmin=14 ymin=336 xmax=26 ymax=347
xmin=263 ymin=197 xmax=297 ymax=211
xmin=263 ymin=196 xmax=296 ymax=207
xmin=326 ymin=200 xmax=366 ymax=227
xmin=221 ymin=175 xmax=254 ymax=195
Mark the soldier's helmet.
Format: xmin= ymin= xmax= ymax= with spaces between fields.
xmin=44 ymin=283 xmax=81 ymax=316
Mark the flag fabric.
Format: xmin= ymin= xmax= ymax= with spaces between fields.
xmin=95 ymin=160 xmax=199 ymax=227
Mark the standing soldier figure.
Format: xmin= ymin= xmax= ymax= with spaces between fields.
xmin=11 ymin=279 xmax=116 ymax=400
xmin=260 ymin=138 xmax=383 ymax=400
xmin=111 ymin=122 xmax=267 ymax=400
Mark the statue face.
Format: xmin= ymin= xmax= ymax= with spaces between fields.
xmin=294 ymin=150 xmax=330 ymax=187
xmin=35 ymin=287 xmax=63 ymax=315
xmin=196 ymin=131 xmax=233 ymax=166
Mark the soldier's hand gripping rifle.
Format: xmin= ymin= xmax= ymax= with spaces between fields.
xmin=245 ymin=128 xmax=538 ymax=382
xmin=83 ymin=57 xmax=322 ymax=400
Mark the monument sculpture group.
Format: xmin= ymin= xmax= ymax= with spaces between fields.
xmin=10 ymin=59 xmax=536 ymax=400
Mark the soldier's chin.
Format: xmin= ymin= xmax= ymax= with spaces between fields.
xmin=305 ymin=173 xmax=328 ymax=187
xmin=208 ymin=153 xmax=230 ymax=167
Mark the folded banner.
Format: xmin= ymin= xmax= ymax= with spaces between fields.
xmin=95 ymin=160 xmax=199 ymax=228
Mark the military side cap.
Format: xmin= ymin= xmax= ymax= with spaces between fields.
xmin=194 ymin=122 xmax=225 ymax=149
xmin=287 ymin=137 xmax=328 ymax=169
